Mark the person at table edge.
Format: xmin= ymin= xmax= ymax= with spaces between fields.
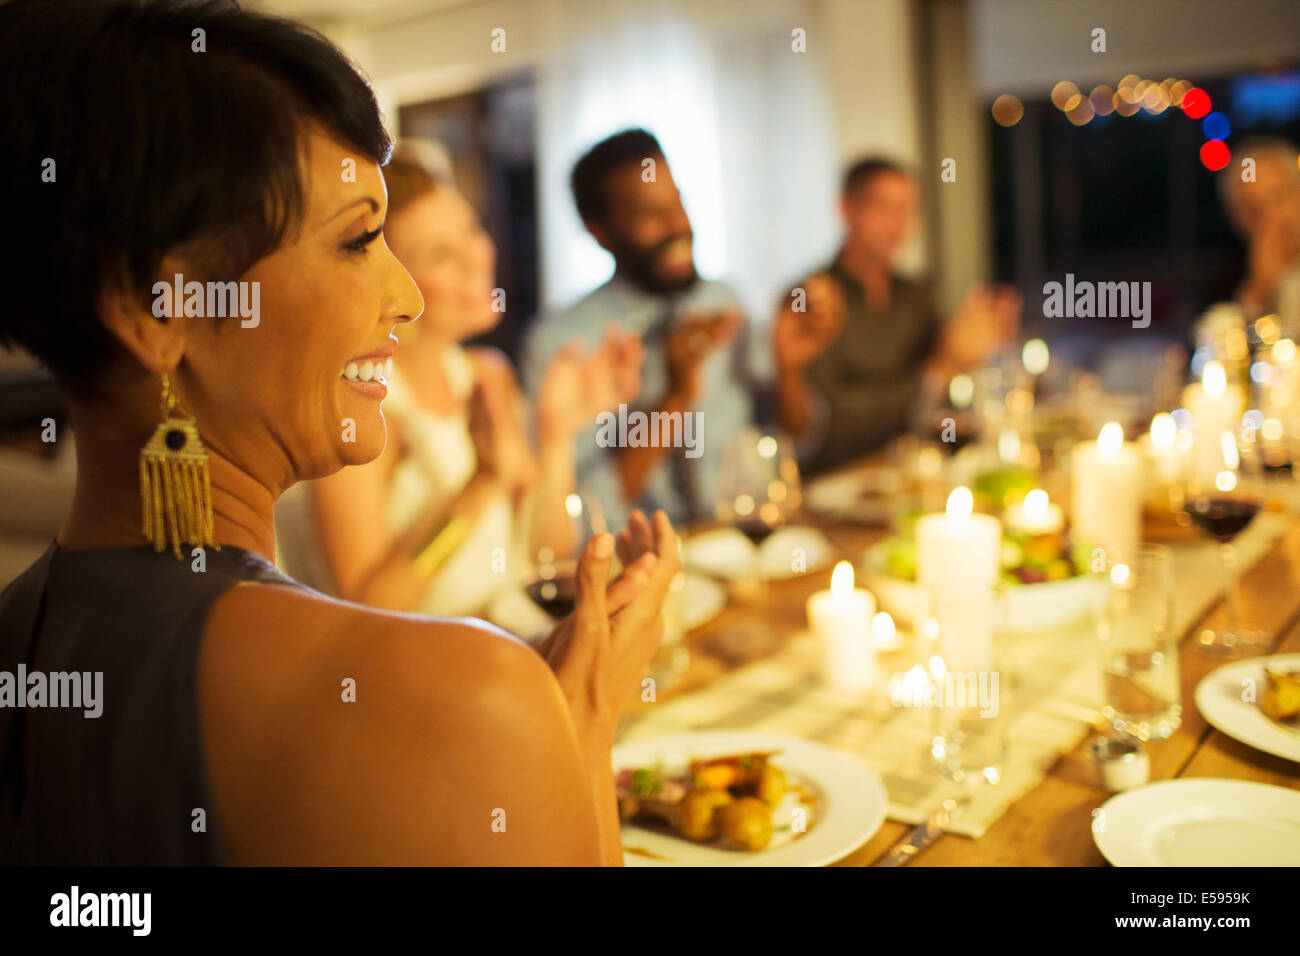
xmin=773 ymin=157 xmax=1021 ymax=476
xmin=522 ymin=128 xmax=760 ymax=531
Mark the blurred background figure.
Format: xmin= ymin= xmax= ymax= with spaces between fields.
xmin=522 ymin=129 xmax=759 ymax=530
xmin=276 ymin=141 xmax=641 ymax=633
xmin=774 ymin=157 xmax=1020 ymax=475
xmin=1219 ymin=136 xmax=1300 ymax=337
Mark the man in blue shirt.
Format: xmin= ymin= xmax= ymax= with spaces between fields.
xmin=522 ymin=129 xmax=758 ymax=531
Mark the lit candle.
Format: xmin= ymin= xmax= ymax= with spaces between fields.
xmin=808 ymin=561 xmax=876 ymax=690
xmin=916 ymin=487 xmax=1002 ymax=596
xmin=1070 ymin=422 xmax=1142 ymax=567
xmin=1139 ymin=412 xmax=1192 ymax=511
xmin=1182 ymin=360 xmax=1246 ymax=446
xmin=916 ymin=488 xmax=1002 ymax=672
xmin=1004 ymin=488 xmax=1064 ymax=534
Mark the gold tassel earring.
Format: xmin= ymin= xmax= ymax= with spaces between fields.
xmin=138 ymin=372 xmax=218 ymax=558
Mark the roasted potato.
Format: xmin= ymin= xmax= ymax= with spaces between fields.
xmin=675 ymin=789 xmax=733 ymax=842
xmin=717 ymin=797 xmax=774 ymax=851
xmin=1262 ymin=666 xmax=1300 ymax=721
xmin=756 ymin=763 xmax=787 ymax=806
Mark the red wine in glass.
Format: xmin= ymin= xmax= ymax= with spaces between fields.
xmin=525 ymin=574 xmax=577 ymax=618
xmin=735 ymin=516 xmax=784 ymax=545
xmin=1187 ymin=497 xmax=1261 ymax=542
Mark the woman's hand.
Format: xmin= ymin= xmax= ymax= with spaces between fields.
xmin=468 ymin=372 xmax=538 ymax=497
xmin=538 ymin=510 xmax=680 ymax=745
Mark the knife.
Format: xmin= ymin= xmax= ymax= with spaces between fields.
xmin=871 ymin=796 xmax=969 ymax=867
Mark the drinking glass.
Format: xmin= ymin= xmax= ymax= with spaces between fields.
xmin=715 ymin=428 xmax=799 ymax=598
xmin=520 ymin=486 xmax=606 ymax=622
xmin=707 ymin=428 xmax=799 ymax=657
xmin=1098 ymin=544 xmax=1181 ymax=741
xmin=925 ymin=585 xmax=1010 ymax=786
xmin=1176 ymin=418 xmax=1268 ymax=656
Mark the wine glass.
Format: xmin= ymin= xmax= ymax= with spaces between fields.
xmin=714 ymin=427 xmax=801 ymax=551
xmin=1178 ymin=418 xmax=1269 ymax=657
xmin=519 ymin=486 xmax=607 ymax=621
xmin=707 ymin=428 xmax=799 ymax=659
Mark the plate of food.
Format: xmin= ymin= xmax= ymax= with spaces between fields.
xmin=612 ymin=731 xmax=887 ymax=866
xmin=862 ymin=529 xmax=1100 ymax=634
xmin=1194 ymin=654 xmax=1300 ymax=763
xmin=1093 ymin=779 xmax=1300 ymax=866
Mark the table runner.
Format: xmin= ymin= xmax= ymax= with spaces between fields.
xmin=617 ymin=511 xmax=1295 ymax=839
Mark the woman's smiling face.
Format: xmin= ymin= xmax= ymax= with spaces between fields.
xmin=178 ymin=126 xmax=424 ymax=487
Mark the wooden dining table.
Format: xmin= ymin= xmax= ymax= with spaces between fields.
xmin=623 ymin=471 xmax=1300 ymax=866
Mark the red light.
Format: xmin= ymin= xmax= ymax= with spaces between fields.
xmin=1182 ymin=87 xmax=1211 ymax=119
xmin=1200 ymin=139 xmax=1230 ymax=171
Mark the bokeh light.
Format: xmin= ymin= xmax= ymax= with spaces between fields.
xmin=1091 ymin=85 xmax=1115 ymax=116
xmin=1201 ymin=111 xmax=1231 ymax=140
xmin=1113 ymin=92 xmax=1140 ymax=117
xmin=991 ymin=93 xmax=1024 ymax=127
xmin=1066 ymin=97 xmax=1095 ymax=125
xmin=1022 ymin=338 xmax=1050 ymax=375
xmin=1182 ymin=87 xmax=1211 ymax=119
xmin=1200 ymin=139 xmax=1230 ymax=171
xmin=1051 ymin=80 xmax=1081 ymax=111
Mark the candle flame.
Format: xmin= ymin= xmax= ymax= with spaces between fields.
xmin=1149 ymin=413 xmax=1176 ymax=449
xmin=1203 ymin=360 xmax=1227 ymax=398
xmin=1097 ymin=422 xmax=1124 ymax=457
xmin=1023 ymin=488 xmax=1049 ymax=521
xmin=872 ymin=611 xmax=895 ymax=644
xmin=830 ymin=560 xmax=855 ymax=597
xmin=564 ymin=493 xmax=583 ymax=518
xmin=946 ymin=486 xmax=974 ymax=522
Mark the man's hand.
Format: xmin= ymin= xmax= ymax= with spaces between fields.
xmin=665 ymin=309 xmax=740 ymax=402
xmin=773 ymin=272 xmax=845 ymax=373
xmin=940 ymin=283 xmax=1021 ymax=371
xmin=1244 ymin=203 xmax=1300 ymax=309
xmin=535 ymin=326 xmax=644 ymax=443
xmin=537 ymin=510 xmax=681 ymax=744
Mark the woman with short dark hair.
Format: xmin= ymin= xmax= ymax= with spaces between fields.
xmin=0 ymin=0 xmax=676 ymax=865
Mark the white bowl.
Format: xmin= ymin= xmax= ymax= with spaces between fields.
xmin=861 ymin=542 xmax=1101 ymax=634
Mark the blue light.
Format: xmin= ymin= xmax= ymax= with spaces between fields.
xmin=1202 ymin=111 xmax=1231 ymax=140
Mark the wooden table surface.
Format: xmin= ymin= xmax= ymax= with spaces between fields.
xmin=631 ymin=508 xmax=1300 ymax=866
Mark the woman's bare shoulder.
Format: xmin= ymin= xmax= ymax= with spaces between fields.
xmin=197 ymin=582 xmax=599 ymax=864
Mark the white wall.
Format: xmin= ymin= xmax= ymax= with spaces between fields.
xmin=259 ymin=0 xmax=933 ymax=313
xmin=972 ymin=0 xmax=1300 ymax=96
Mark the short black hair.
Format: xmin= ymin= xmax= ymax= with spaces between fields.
xmin=570 ymin=128 xmax=664 ymax=227
xmin=842 ymin=156 xmax=909 ymax=198
xmin=0 ymin=0 xmax=392 ymax=395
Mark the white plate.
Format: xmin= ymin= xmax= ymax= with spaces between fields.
xmin=861 ymin=542 xmax=1100 ymax=634
xmin=803 ymin=469 xmax=898 ymax=523
xmin=681 ymin=573 xmax=727 ymax=632
xmin=682 ymin=526 xmax=833 ymax=581
xmin=1094 ymin=779 xmax=1300 ymax=866
xmin=1195 ymin=654 xmax=1300 ymax=763
xmin=612 ymin=731 xmax=887 ymax=866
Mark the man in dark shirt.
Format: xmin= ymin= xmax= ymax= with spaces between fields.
xmin=774 ymin=157 xmax=1020 ymax=475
